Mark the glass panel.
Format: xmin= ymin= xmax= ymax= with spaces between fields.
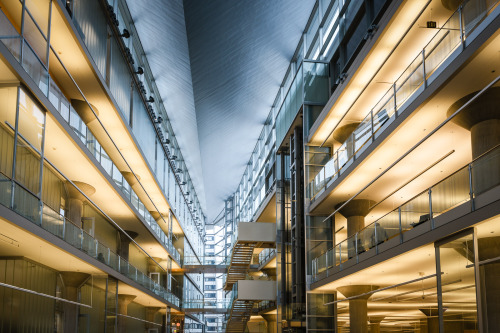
xmin=41 ymin=204 xmax=64 ymax=238
xmin=0 ymin=9 xmax=22 ymax=60
xmin=471 ymin=145 xmax=500 ymax=195
xmin=13 ymin=182 xmax=40 ymax=223
xmin=438 ymin=233 xmax=478 ymax=331
xmin=0 ymin=172 xmax=11 ymax=207
xmin=15 ymin=138 xmax=41 ymax=195
xmin=400 ymin=192 xmax=430 ymax=231
xmin=17 ymin=89 xmax=45 ymax=151
xmin=431 ymin=167 xmax=470 ymax=217
xmin=424 ymin=11 xmax=461 ymax=79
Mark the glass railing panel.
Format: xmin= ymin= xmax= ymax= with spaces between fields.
xmin=358 ymin=223 xmax=375 ymax=252
xmin=338 ymin=239 xmax=348 ymax=264
xmin=462 ymin=0 xmax=496 ymax=37
xmin=424 ymin=11 xmax=461 ymax=80
xmin=12 ymin=183 xmax=40 ymax=224
xmin=375 ymin=210 xmax=400 ymax=243
xmin=326 ymin=247 xmax=334 ymax=270
xmin=431 ymin=166 xmax=470 ymax=217
xmin=0 ymin=173 xmax=12 ymax=208
xmin=372 ymin=91 xmax=395 ymax=135
xmin=0 ymin=10 xmax=21 ymax=60
xmin=395 ymin=55 xmax=424 ymax=110
xmin=353 ymin=113 xmax=372 ymax=153
xmin=21 ymin=41 xmax=49 ymax=96
xmin=95 ymin=241 xmax=108 ymax=264
xmin=400 ymin=191 xmax=430 ymax=231
xmin=108 ymin=249 xmax=120 ymax=271
xmin=41 ymin=204 xmax=64 ymax=238
xmin=64 ymin=219 xmax=82 ymax=249
xmin=82 ymin=230 xmax=96 ymax=257
xmin=471 ymin=145 xmax=500 ymax=195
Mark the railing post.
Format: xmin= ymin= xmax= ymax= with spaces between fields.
xmin=468 ymin=164 xmax=475 ymax=211
xmin=325 ymin=250 xmax=329 ymax=277
xmin=339 ymin=243 xmax=342 ymax=270
xmin=62 ymin=217 xmax=66 ymax=239
xmin=374 ymin=222 xmax=379 ymax=254
xmin=459 ymin=5 xmax=465 ymax=49
xmin=355 ymin=233 xmax=359 ymax=264
xmin=422 ymin=49 xmax=427 ymax=88
xmin=399 ymin=207 xmax=403 ymax=244
xmin=95 ymin=239 xmax=98 ymax=258
xmin=80 ymin=229 xmax=83 ymax=250
xmin=107 ymin=247 xmax=110 ymax=265
xmin=429 ymin=188 xmax=434 ymax=229
xmin=393 ymin=83 xmax=398 ymax=117
xmin=370 ymin=110 xmax=375 ymax=138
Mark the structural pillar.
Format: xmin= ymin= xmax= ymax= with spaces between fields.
xmin=117 ymin=230 xmax=139 ymax=262
xmin=145 ymin=306 xmax=161 ymax=330
xmin=262 ymin=314 xmax=277 ymax=333
xmin=419 ymin=308 xmax=444 ymax=333
xmin=336 ymin=199 xmax=376 ymax=257
xmin=448 ymin=89 xmax=500 ymax=331
xmin=117 ymin=294 xmax=136 ymax=333
xmin=60 ymin=272 xmax=90 ymax=333
xmin=332 ymin=123 xmax=361 ymax=158
xmin=447 ymin=87 xmax=500 ymax=194
xmin=369 ymin=316 xmax=385 ymax=333
xmin=66 ymin=181 xmax=96 ymax=227
xmin=337 ymin=285 xmax=379 ymax=333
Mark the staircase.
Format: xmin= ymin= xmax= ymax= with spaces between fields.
xmin=225 ymin=299 xmax=255 ymax=333
xmin=224 ymin=241 xmax=256 ymax=290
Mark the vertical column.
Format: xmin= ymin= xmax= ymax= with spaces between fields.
xmin=419 ymin=308 xmax=442 ymax=333
xmin=336 ymin=199 xmax=375 ymax=257
xmin=66 ymin=181 xmax=96 ymax=227
xmin=368 ymin=316 xmax=385 ymax=333
xmin=117 ymin=294 xmax=136 ymax=333
xmin=337 ymin=285 xmax=378 ymax=333
xmin=145 ymin=307 xmax=161 ymax=330
xmin=262 ymin=314 xmax=277 ymax=333
xmin=60 ymin=272 xmax=90 ymax=333
xmin=447 ymin=88 xmax=500 ymax=332
xmin=117 ymin=230 xmax=139 ymax=261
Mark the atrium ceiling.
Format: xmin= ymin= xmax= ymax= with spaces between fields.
xmin=126 ymin=0 xmax=315 ymax=221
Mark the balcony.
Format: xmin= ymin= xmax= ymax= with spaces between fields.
xmin=306 ymin=0 xmax=500 ymax=202
xmin=0 ymin=169 xmax=180 ymax=307
xmin=311 ymin=143 xmax=500 ymax=283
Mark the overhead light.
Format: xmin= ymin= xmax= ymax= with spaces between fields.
xmin=135 ymin=66 xmax=144 ymax=75
xmin=120 ymin=29 xmax=130 ymax=38
xmin=154 ymin=116 xmax=163 ymax=124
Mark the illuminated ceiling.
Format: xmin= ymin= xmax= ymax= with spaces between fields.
xmin=126 ymin=0 xmax=316 ymax=220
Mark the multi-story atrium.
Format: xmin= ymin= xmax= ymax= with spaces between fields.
xmin=0 ymin=0 xmax=499 ymax=332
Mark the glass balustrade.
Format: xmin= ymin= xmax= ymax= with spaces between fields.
xmin=312 ymin=144 xmax=500 ymax=282
xmin=307 ymin=0 xmax=499 ymax=200
xmin=0 ymin=171 xmax=180 ymax=306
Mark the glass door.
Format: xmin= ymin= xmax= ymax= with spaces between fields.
xmin=435 ymin=229 xmax=482 ymax=332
